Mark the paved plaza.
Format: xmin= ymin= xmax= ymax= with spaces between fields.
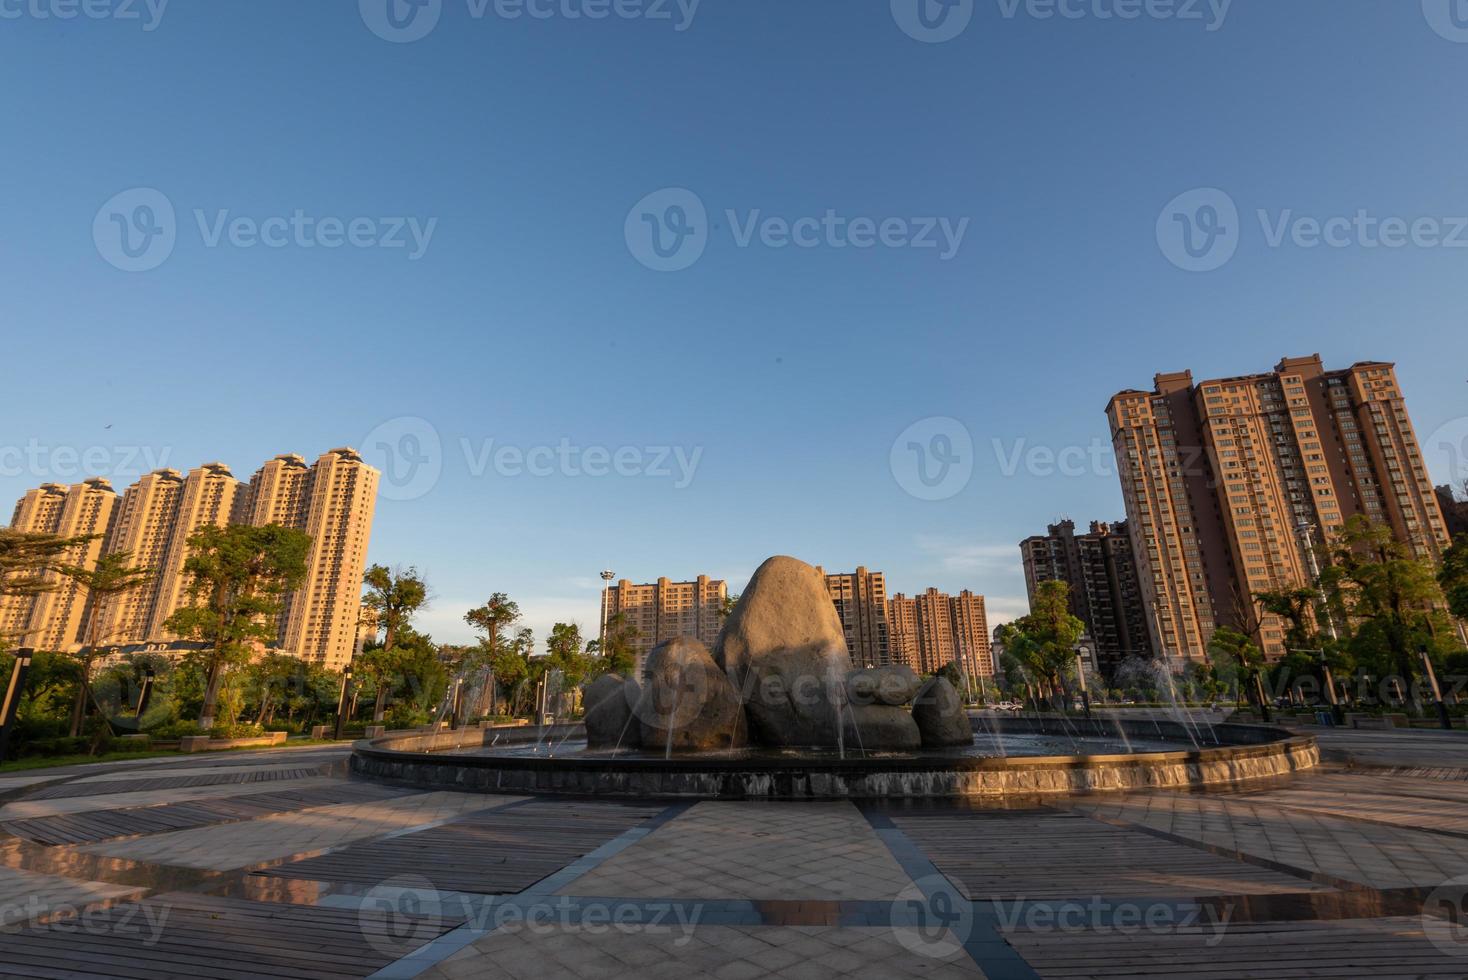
xmin=2 ymin=729 xmax=1467 ymax=979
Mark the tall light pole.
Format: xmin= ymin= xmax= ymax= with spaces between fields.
xmin=1295 ymin=518 xmax=1339 ymax=641
xmin=599 ymin=570 xmax=616 ymax=655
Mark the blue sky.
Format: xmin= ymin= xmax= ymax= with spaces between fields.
xmin=3 ymin=0 xmax=1467 ymax=648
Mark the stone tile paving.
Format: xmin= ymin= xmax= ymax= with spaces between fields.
xmin=1073 ymin=790 xmax=1468 ymax=889
xmin=77 ymin=791 xmax=521 ymax=870
xmin=417 ymin=922 xmax=984 ymax=980
xmin=7 ymin=738 xmax=1468 ymax=978
xmin=0 ymin=774 xmax=348 ymax=820
xmin=563 ymin=802 xmax=915 ymax=901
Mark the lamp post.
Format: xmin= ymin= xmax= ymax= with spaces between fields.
xmin=1295 ymin=519 xmax=1338 ymax=640
xmin=1 ymin=649 xmax=35 ymax=763
xmin=333 ymin=665 xmax=353 ymax=740
xmin=136 ymin=667 xmax=157 ymax=718
xmin=1421 ymin=647 xmax=1454 ymax=731
xmin=1074 ymin=649 xmax=1092 ymax=721
xmin=599 ymin=570 xmax=616 ymax=655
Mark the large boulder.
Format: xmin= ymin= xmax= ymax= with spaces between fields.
xmin=715 ymin=556 xmax=852 ymax=748
xmin=911 ymin=677 xmax=973 ymax=748
xmin=847 ymin=666 xmax=921 ymax=707
xmin=583 ymin=674 xmax=642 ymax=750
xmin=842 ymin=703 xmax=922 ymax=752
xmin=638 ymin=637 xmax=747 ymax=752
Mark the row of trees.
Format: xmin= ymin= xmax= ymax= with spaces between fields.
xmin=996 ymin=515 xmax=1468 ymax=714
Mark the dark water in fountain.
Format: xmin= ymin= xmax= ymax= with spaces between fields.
xmin=445 ymin=732 xmax=1185 ymax=760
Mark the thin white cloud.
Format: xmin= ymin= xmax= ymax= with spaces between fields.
xmin=913 ymin=535 xmax=1019 ymax=573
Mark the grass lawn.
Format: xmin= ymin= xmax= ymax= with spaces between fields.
xmin=0 ymin=750 xmax=185 ymax=773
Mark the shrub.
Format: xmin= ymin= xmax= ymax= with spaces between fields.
xmin=208 ymin=723 xmax=265 ymax=740
xmin=145 ymin=720 xmax=202 ymax=740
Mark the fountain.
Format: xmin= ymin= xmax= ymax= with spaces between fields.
xmin=352 ymin=556 xmax=1318 ymax=800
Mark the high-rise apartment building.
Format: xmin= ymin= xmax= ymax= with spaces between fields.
xmin=887 ymin=588 xmax=992 ymax=681
xmin=1 ymin=480 xmax=118 ymax=650
xmin=93 ymin=469 xmax=186 ymax=646
xmin=1436 ymin=485 xmax=1468 ymax=538
xmin=4 ymin=448 xmax=378 ymax=669
xmin=1108 ymin=356 xmax=1451 ymax=662
xmin=818 ymin=567 xmax=891 ymax=667
xmin=146 ymin=463 xmax=245 ymax=641
xmin=278 ymin=449 xmax=380 ymax=668
xmin=1020 ymin=519 xmax=1152 ymax=676
xmin=601 ymin=575 xmax=727 ymax=674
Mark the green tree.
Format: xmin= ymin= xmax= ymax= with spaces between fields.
xmin=58 ymin=550 xmax=152 ymax=737
xmin=1332 ymin=516 xmax=1447 ymax=693
xmin=998 ymin=580 xmax=1086 ymax=708
xmin=1439 ymin=534 xmax=1468 ymax=622
xmin=546 ymin=622 xmax=589 ymax=686
xmin=1254 ymin=587 xmax=1320 ymax=653
xmin=360 ymin=565 xmax=429 ymax=721
xmin=163 ymin=524 xmax=310 ymax=729
xmin=593 ymin=612 xmax=640 ymax=676
xmin=465 ymin=594 xmax=521 ymax=714
xmin=1208 ymin=626 xmax=1264 ymax=709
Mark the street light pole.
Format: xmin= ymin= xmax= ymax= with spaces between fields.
xmin=1074 ymin=650 xmax=1092 ymax=721
xmin=0 ymin=649 xmax=35 ymax=763
xmin=136 ymin=667 xmax=156 ymax=718
xmin=1421 ymin=647 xmax=1454 ymax=731
xmin=599 ymin=570 xmax=616 ymax=655
xmin=333 ymin=665 xmax=353 ymax=740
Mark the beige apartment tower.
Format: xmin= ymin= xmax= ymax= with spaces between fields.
xmin=601 ymin=575 xmax=727 ymax=674
xmin=819 ymin=567 xmax=891 ymax=667
xmin=4 ymin=448 xmax=378 ymax=669
xmin=887 ymin=588 xmax=992 ymax=681
xmin=278 ymin=449 xmax=380 ymax=669
xmin=91 ymin=469 xmax=186 ymax=647
xmin=145 ymin=463 xmax=245 ymax=641
xmin=1 ymin=480 xmax=118 ymax=650
xmin=1108 ymin=355 xmax=1451 ymax=662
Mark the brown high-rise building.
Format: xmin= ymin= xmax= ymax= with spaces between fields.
xmin=887 ymin=588 xmax=992 ymax=682
xmin=1436 ymin=485 xmax=1468 ymax=539
xmin=1020 ymin=519 xmax=1152 ymax=676
xmin=1 ymin=480 xmax=118 ymax=650
xmin=5 ymin=448 xmax=378 ymax=669
xmin=1108 ymin=355 xmax=1451 ymax=662
xmin=601 ymin=575 xmax=727 ymax=675
xmin=819 ymin=567 xmax=891 ymax=667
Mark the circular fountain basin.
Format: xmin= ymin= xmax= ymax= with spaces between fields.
xmin=350 ymin=716 xmax=1319 ymax=800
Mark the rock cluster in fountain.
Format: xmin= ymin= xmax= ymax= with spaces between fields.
xmin=583 ymin=556 xmax=973 ymax=754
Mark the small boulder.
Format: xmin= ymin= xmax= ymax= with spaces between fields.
xmin=912 ymin=677 xmax=973 ymax=748
xmin=842 ymin=703 xmax=922 ymax=752
xmin=638 ymin=637 xmax=747 ymax=752
xmin=583 ymin=674 xmax=642 ymax=750
xmin=715 ymin=556 xmax=852 ymax=748
xmin=847 ymin=666 xmax=921 ymax=707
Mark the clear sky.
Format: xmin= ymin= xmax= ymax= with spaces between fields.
xmin=3 ymin=0 xmax=1467 ymax=649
